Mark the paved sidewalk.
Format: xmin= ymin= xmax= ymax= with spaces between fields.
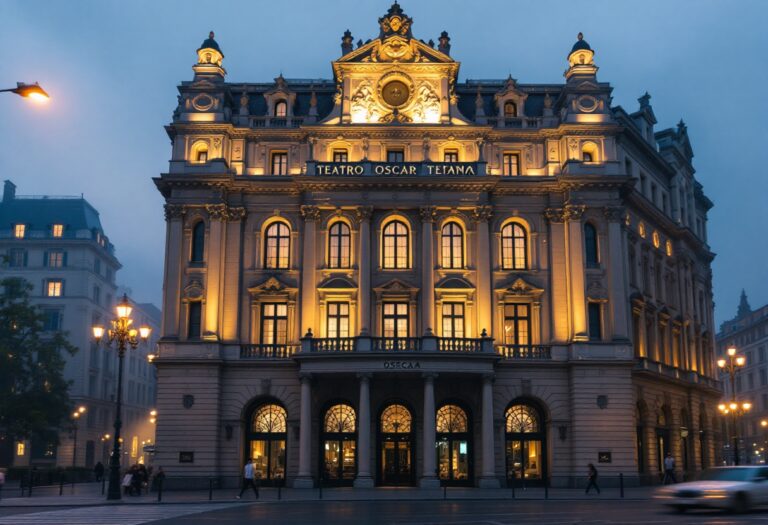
xmin=0 ymin=482 xmax=656 ymax=507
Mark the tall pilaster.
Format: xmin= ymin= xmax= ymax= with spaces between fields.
xmin=420 ymin=373 xmax=439 ymax=488
xmin=356 ymin=206 xmax=373 ymax=334
xmin=565 ymin=204 xmax=588 ymax=340
xmin=204 ymin=203 xmax=227 ymax=340
xmin=604 ymin=206 xmax=630 ymax=340
xmin=354 ymin=373 xmax=374 ymax=487
xmin=162 ymin=204 xmax=185 ymax=338
xmin=300 ymin=205 xmax=320 ymax=336
xmin=473 ymin=206 xmax=493 ymax=336
xmin=545 ymin=207 xmax=569 ymax=342
xmin=294 ymin=373 xmax=314 ymax=488
xmin=479 ymin=374 xmax=500 ymax=487
xmin=420 ymin=206 xmax=436 ymax=334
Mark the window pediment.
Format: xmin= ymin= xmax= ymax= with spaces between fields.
xmin=248 ymin=276 xmax=297 ymax=297
xmin=496 ymin=276 xmax=544 ymax=298
xmin=435 ymin=276 xmax=474 ymax=290
xmin=318 ymin=276 xmax=357 ymax=290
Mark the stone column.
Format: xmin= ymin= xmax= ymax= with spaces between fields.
xmin=605 ymin=207 xmax=630 ymax=340
xmin=162 ymin=204 xmax=185 ymax=338
xmin=473 ymin=206 xmax=493 ymax=337
xmin=479 ymin=373 xmax=500 ymax=487
xmin=300 ymin=206 xmax=320 ymax=336
xmin=545 ymin=207 xmax=569 ymax=342
xmin=420 ymin=206 xmax=436 ymax=335
xmin=204 ymin=204 xmax=228 ymax=340
xmin=354 ymin=373 xmax=374 ymax=487
xmin=294 ymin=373 xmax=314 ymax=488
xmin=420 ymin=373 xmax=439 ymax=488
xmin=356 ymin=206 xmax=373 ymax=334
xmin=565 ymin=205 xmax=588 ymax=340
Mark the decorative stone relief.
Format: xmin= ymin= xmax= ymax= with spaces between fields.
xmin=471 ymin=205 xmax=493 ymax=223
xmin=300 ymin=205 xmax=322 ymax=222
xmin=206 ymin=203 xmax=228 ymax=221
xmin=164 ymin=204 xmax=186 ymax=221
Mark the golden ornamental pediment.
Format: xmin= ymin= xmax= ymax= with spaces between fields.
xmin=496 ymin=277 xmax=544 ymax=297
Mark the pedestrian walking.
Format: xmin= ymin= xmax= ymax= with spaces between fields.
xmin=236 ymin=458 xmax=259 ymax=499
xmin=94 ymin=461 xmax=105 ymax=482
xmin=663 ymin=453 xmax=677 ymax=484
xmin=585 ymin=463 xmax=600 ymax=494
xmin=0 ymin=468 xmax=6 ymax=501
xmin=153 ymin=466 xmax=166 ymax=492
xmin=122 ymin=470 xmax=133 ymax=495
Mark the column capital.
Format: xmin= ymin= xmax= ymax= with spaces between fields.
xmin=356 ymin=372 xmax=372 ymax=382
xmin=422 ymin=372 xmax=438 ymax=382
xmin=205 ymin=203 xmax=229 ymax=221
xmin=482 ymin=373 xmax=495 ymax=383
xmin=300 ymin=205 xmax=322 ymax=222
xmin=355 ymin=205 xmax=374 ymax=223
xmin=227 ymin=206 xmax=247 ymax=222
xmin=603 ymin=205 xmax=626 ymax=222
xmin=564 ymin=204 xmax=586 ymax=221
xmin=543 ymin=207 xmax=566 ymax=223
xmin=299 ymin=372 xmax=313 ymax=383
xmin=419 ymin=206 xmax=437 ymax=223
xmin=472 ymin=205 xmax=493 ymax=223
xmin=164 ymin=204 xmax=186 ymax=221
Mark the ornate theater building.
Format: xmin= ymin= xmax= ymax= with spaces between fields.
xmin=154 ymin=3 xmax=720 ymax=489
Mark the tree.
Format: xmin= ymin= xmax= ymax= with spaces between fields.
xmin=0 ymin=277 xmax=76 ymax=450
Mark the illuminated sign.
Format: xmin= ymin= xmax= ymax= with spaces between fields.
xmin=312 ymin=162 xmax=482 ymax=177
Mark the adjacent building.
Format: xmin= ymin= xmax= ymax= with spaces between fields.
xmin=0 ymin=181 xmax=160 ymax=470
xmin=154 ymin=4 xmax=720 ymax=489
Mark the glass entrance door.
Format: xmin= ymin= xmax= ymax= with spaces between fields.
xmin=323 ymin=439 xmax=356 ymax=483
xmin=382 ymin=439 xmax=412 ymax=485
xmin=437 ymin=438 xmax=470 ymax=483
xmin=505 ymin=439 xmax=542 ymax=484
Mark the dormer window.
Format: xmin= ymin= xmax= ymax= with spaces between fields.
xmin=52 ymin=224 xmax=64 ymax=238
xmin=275 ymin=100 xmax=287 ymax=117
xmin=14 ymin=224 xmax=25 ymax=239
xmin=504 ymin=101 xmax=517 ymax=117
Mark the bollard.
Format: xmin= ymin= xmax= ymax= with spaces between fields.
xmin=27 ymin=472 xmax=33 ymax=498
xmin=255 ymin=477 xmax=260 ymax=500
xmin=209 ymin=477 xmax=213 ymax=501
xmin=318 ymin=481 xmax=323 ymax=500
xmin=443 ymin=484 xmax=447 ymax=500
xmin=511 ymin=479 xmax=516 ymax=499
xmin=59 ymin=474 xmax=65 ymax=496
xmin=619 ymin=473 xmax=624 ymax=498
xmin=157 ymin=478 xmax=163 ymax=502
xmin=278 ymin=481 xmax=282 ymax=501
xmin=101 ymin=476 xmax=106 ymax=495
xmin=544 ymin=481 xmax=548 ymax=500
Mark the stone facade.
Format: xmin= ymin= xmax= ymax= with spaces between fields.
xmin=153 ymin=5 xmax=720 ymax=489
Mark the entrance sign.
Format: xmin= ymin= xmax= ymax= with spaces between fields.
xmin=383 ymin=360 xmax=421 ymax=369
xmin=310 ymin=161 xmax=486 ymax=177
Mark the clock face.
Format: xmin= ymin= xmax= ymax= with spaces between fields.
xmin=382 ymin=80 xmax=410 ymax=107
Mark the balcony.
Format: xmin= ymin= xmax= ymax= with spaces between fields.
xmin=247 ymin=116 xmax=304 ymax=128
xmin=496 ymin=344 xmax=552 ymax=360
xmin=240 ymin=343 xmax=300 ymax=359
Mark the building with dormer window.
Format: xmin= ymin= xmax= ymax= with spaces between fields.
xmin=154 ymin=4 xmax=720 ymax=489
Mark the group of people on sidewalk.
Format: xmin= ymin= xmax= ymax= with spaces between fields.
xmin=120 ymin=464 xmax=165 ymax=496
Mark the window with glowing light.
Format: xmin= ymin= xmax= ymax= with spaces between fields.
xmin=502 ymin=153 xmax=520 ymax=176
xmin=441 ymin=222 xmax=464 ymax=269
xmin=436 ymin=404 xmax=471 ymax=483
xmin=506 ymin=404 xmax=539 ymax=433
xmin=46 ymin=279 xmax=63 ymax=297
xmin=271 ymin=152 xmax=288 ymax=175
xmin=51 ymin=224 xmax=64 ymax=238
xmin=504 ymin=101 xmax=517 ymax=117
xmin=441 ymin=303 xmax=465 ymax=339
xmin=46 ymin=250 xmax=65 ymax=268
xmin=503 ymin=304 xmax=530 ymax=347
xmin=14 ymin=224 xmax=25 ymax=239
xmin=380 ymin=404 xmax=412 ymax=433
xmin=261 ymin=303 xmax=288 ymax=346
xmin=383 ymin=302 xmax=409 ymax=339
xmin=264 ymin=222 xmax=290 ymax=269
xmin=501 ymin=223 xmax=527 ymax=270
xmin=328 ymin=222 xmax=351 ymax=268
xmin=332 ymin=149 xmax=349 ymax=162
xmin=275 ymin=100 xmax=288 ymax=117
xmin=443 ymin=149 xmax=459 ymax=163
xmin=382 ymin=220 xmax=409 ymax=269
xmin=322 ymin=404 xmax=357 ymax=483
xmin=326 ymin=302 xmax=350 ymax=339
xmin=248 ymin=403 xmax=287 ymax=483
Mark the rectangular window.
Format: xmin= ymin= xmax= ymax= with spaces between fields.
xmin=332 ymin=149 xmax=348 ymax=162
xmin=14 ymin=224 xmax=25 ymax=239
xmin=382 ymin=302 xmax=409 ymax=338
xmin=45 ymin=279 xmax=63 ymax=297
xmin=261 ymin=303 xmax=288 ymax=345
xmin=51 ymin=224 xmax=64 ymax=238
xmin=196 ymin=150 xmax=208 ymax=163
xmin=650 ymin=183 xmax=657 ymax=206
xmin=502 ymin=153 xmax=520 ymax=176
xmin=624 ymin=158 xmax=633 ymax=176
xmin=16 ymin=442 xmax=25 ymax=456
xmin=443 ymin=149 xmax=459 ymax=163
xmin=326 ymin=302 xmax=350 ymax=339
xmin=8 ymin=249 xmax=26 ymax=267
xmin=93 ymin=285 xmax=101 ymax=305
xmin=187 ymin=302 xmax=202 ymax=339
xmin=441 ymin=303 xmax=465 ymax=339
xmin=588 ymin=303 xmax=602 ymax=341
xmin=47 ymin=250 xmax=65 ymax=268
xmin=749 ymin=372 xmax=755 ymax=390
xmin=271 ymin=152 xmax=288 ymax=175
xmin=41 ymin=309 xmax=61 ymax=331
xmin=760 ymin=347 xmax=766 ymax=363
xmin=387 ymin=149 xmax=405 ymax=163
xmin=760 ymin=368 xmax=767 ymax=387
xmin=503 ymin=304 xmax=530 ymax=346
xmin=94 ymin=258 xmax=101 ymax=274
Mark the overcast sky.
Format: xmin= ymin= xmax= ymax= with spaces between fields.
xmin=2 ymin=0 xmax=766 ymax=326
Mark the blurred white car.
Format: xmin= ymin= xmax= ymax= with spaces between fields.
xmin=655 ymin=466 xmax=768 ymax=513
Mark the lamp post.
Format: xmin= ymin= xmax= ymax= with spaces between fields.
xmin=717 ymin=345 xmax=748 ymax=465
xmin=71 ymin=406 xmax=86 ymax=468
xmin=0 ymin=82 xmax=49 ymax=102
xmin=92 ymin=294 xmax=151 ymax=500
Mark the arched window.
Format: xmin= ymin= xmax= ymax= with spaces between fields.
xmin=275 ymin=100 xmax=287 ymax=117
xmin=328 ymin=222 xmax=351 ymax=269
xmin=436 ymin=404 xmax=471 ymax=484
xmin=265 ymin=222 xmax=290 ymax=269
xmin=382 ymin=220 xmax=409 ymax=269
xmin=381 ymin=404 xmax=411 ymax=433
xmin=379 ymin=404 xmax=413 ymax=485
xmin=322 ymin=404 xmax=356 ymax=484
xmin=584 ymin=223 xmax=598 ymax=268
xmin=504 ymin=101 xmax=517 ymax=117
xmin=582 ymin=142 xmax=598 ymax=162
xmin=191 ymin=141 xmax=209 ymax=163
xmin=441 ymin=222 xmax=464 ymax=269
xmin=505 ymin=402 xmax=545 ymax=484
xmin=190 ymin=221 xmax=205 ymax=263
xmin=501 ymin=223 xmax=527 ymax=270
xmin=247 ymin=403 xmax=287 ymax=484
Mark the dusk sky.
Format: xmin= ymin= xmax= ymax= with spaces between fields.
xmin=2 ymin=0 xmax=766 ymax=326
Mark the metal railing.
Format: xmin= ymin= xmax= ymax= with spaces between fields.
xmin=437 ymin=337 xmax=483 ymax=353
xmin=310 ymin=337 xmax=356 ymax=352
xmin=496 ymin=344 xmax=552 ymax=359
xmin=248 ymin=116 xmax=304 ymax=128
xmin=371 ymin=337 xmax=422 ymax=352
xmin=240 ymin=344 xmax=299 ymax=359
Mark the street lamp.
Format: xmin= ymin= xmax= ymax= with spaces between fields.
xmin=717 ymin=345 xmax=748 ymax=465
xmin=92 ymin=294 xmax=151 ymax=500
xmin=0 ymin=82 xmax=49 ymax=102
xmin=71 ymin=406 xmax=86 ymax=468
xmin=718 ymin=400 xmax=752 ymax=465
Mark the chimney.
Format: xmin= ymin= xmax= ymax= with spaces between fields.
xmin=3 ymin=180 xmax=16 ymax=203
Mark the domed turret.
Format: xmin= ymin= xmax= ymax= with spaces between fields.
xmin=565 ymin=32 xmax=597 ymax=81
xmin=569 ymin=32 xmax=591 ymax=54
xmin=193 ymin=31 xmax=226 ymax=82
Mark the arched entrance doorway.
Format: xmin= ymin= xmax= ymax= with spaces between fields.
xmin=246 ymin=402 xmax=287 ymax=485
xmin=436 ymin=404 xmax=472 ymax=485
xmin=505 ymin=401 xmax=546 ymax=486
xmin=321 ymin=403 xmax=357 ymax=485
xmin=378 ymin=403 xmax=414 ymax=486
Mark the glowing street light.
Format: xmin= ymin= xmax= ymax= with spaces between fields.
xmin=0 ymin=82 xmax=49 ymax=102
